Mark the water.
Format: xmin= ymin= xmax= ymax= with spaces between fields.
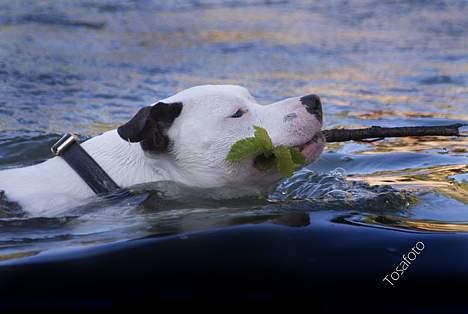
xmin=0 ymin=0 xmax=467 ymax=305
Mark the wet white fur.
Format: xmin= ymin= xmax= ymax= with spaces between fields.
xmin=0 ymin=85 xmax=323 ymax=215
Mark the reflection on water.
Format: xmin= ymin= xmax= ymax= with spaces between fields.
xmin=350 ymin=164 xmax=468 ymax=203
xmin=0 ymin=0 xmax=467 ymax=261
xmin=359 ymin=136 xmax=467 ymax=154
xmin=340 ymin=212 xmax=468 ymax=233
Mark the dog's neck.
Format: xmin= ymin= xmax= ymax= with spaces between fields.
xmin=81 ymin=130 xmax=181 ymax=188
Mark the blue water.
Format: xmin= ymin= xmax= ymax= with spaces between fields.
xmin=0 ymin=0 xmax=467 ymax=272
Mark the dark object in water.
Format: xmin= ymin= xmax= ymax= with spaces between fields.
xmin=0 ymin=222 xmax=467 ymax=311
xmin=322 ymin=123 xmax=465 ymax=143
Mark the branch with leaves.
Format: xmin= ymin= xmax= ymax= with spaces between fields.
xmin=226 ymin=124 xmax=466 ymax=177
xmin=227 ymin=126 xmax=306 ymax=177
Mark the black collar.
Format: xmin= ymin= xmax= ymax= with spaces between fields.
xmin=51 ymin=133 xmax=120 ymax=194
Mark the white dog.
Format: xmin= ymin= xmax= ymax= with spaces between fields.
xmin=0 ymin=85 xmax=324 ymax=215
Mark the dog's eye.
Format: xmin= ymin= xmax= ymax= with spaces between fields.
xmin=231 ymin=109 xmax=246 ymax=118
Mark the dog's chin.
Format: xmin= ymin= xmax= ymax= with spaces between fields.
xmin=296 ymin=132 xmax=325 ymax=162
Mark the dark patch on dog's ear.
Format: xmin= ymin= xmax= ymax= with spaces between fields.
xmin=117 ymin=102 xmax=183 ymax=152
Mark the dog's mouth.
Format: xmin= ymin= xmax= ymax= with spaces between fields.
xmin=253 ymin=132 xmax=325 ymax=169
xmin=296 ymin=132 xmax=324 ymax=153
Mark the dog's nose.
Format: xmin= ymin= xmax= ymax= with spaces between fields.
xmin=300 ymin=94 xmax=322 ymax=123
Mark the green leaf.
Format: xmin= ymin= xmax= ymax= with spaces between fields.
xmin=254 ymin=126 xmax=273 ymax=156
xmin=226 ymin=137 xmax=261 ymax=161
xmin=273 ymin=146 xmax=296 ymax=177
xmin=254 ymin=155 xmax=276 ymax=172
xmin=226 ymin=127 xmax=309 ymax=177
xmin=290 ymin=147 xmax=306 ymax=165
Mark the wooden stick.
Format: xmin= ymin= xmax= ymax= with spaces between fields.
xmin=321 ymin=124 xmax=466 ymax=143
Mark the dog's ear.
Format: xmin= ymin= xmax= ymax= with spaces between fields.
xmin=117 ymin=102 xmax=183 ymax=152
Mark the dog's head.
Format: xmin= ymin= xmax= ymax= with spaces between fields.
xmin=117 ymin=85 xmax=324 ymax=192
